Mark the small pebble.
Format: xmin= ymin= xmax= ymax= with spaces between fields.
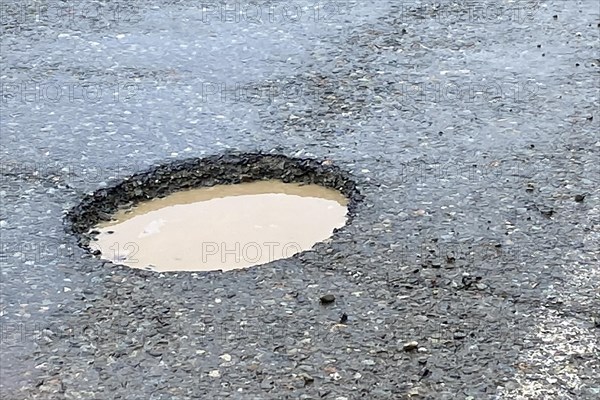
xmin=454 ymin=332 xmax=467 ymax=340
xmin=298 ymin=372 xmax=314 ymax=383
xmin=320 ymin=294 xmax=335 ymax=304
xmin=403 ymin=341 xmax=419 ymax=351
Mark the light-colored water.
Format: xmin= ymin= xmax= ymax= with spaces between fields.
xmin=91 ymin=180 xmax=348 ymax=272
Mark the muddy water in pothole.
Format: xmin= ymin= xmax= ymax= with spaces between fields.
xmin=91 ymin=180 xmax=348 ymax=272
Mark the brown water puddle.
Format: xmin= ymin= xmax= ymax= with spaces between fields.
xmin=91 ymin=180 xmax=348 ymax=272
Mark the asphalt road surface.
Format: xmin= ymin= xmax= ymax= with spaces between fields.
xmin=1 ymin=0 xmax=599 ymax=399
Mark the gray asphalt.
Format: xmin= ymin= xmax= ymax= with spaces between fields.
xmin=1 ymin=0 xmax=599 ymax=399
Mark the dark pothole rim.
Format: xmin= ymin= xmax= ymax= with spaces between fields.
xmin=66 ymin=152 xmax=364 ymax=262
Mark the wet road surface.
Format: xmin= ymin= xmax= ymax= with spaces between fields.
xmin=1 ymin=1 xmax=599 ymax=398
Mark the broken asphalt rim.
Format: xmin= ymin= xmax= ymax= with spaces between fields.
xmin=65 ymin=151 xmax=365 ymax=273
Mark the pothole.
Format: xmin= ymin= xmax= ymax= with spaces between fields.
xmin=67 ymin=153 xmax=362 ymax=272
xmin=92 ymin=181 xmax=348 ymax=271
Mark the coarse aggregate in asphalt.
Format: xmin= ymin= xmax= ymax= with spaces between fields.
xmin=68 ymin=153 xmax=361 ymax=271
xmin=1 ymin=0 xmax=599 ymax=399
